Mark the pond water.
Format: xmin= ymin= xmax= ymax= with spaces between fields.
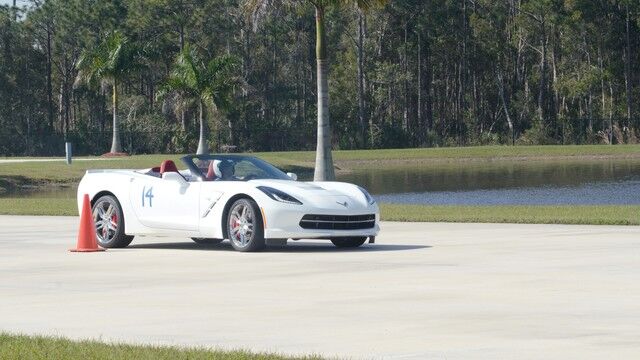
xmin=340 ymin=159 xmax=640 ymax=206
xmin=4 ymin=159 xmax=640 ymax=206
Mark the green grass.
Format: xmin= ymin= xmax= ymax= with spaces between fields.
xmin=0 ymin=333 xmax=323 ymax=360
xmin=1 ymin=198 xmax=637 ymax=225
xmin=380 ymin=204 xmax=640 ymax=225
xmin=0 ymin=198 xmax=77 ymax=216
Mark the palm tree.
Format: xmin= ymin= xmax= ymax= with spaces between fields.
xmin=247 ymin=0 xmax=388 ymax=181
xmin=158 ymin=45 xmax=238 ymax=154
xmin=75 ymin=31 xmax=146 ymax=154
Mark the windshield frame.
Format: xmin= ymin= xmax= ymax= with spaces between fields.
xmin=181 ymin=154 xmax=292 ymax=182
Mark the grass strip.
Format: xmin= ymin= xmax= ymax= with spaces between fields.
xmin=1 ymin=198 xmax=638 ymax=225
xmin=0 ymin=333 xmax=323 ymax=360
xmin=380 ymin=204 xmax=640 ymax=225
xmin=0 ymin=198 xmax=77 ymax=216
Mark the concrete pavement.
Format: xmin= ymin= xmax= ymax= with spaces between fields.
xmin=0 ymin=215 xmax=639 ymax=359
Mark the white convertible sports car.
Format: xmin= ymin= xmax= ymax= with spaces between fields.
xmin=77 ymin=155 xmax=380 ymax=252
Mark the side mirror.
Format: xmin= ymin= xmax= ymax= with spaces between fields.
xmin=287 ymin=172 xmax=298 ymax=181
xmin=162 ymin=172 xmax=187 ymax=185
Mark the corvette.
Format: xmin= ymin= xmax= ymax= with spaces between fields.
xmin=77 ymin=155 xmax=380 ymax=252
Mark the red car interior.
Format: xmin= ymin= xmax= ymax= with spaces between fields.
xmin=206 ymin=161 xmax=217 ymax=180
xmin=160 ymin=160 xmax=179 ymax=174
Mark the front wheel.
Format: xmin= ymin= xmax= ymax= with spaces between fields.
xmin=227 ymin=198 xmax=265 ymax=252
xmin=331 ymin=237 xmax=367 ymax=248
xmin=92 ymin=195 xmax=134 ymax=248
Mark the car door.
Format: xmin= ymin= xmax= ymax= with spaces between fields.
xmin=129 ymin=173 xmax=200 ymax=231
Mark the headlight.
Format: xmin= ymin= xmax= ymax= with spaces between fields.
xmin=358 ymin=186 xmax=376 ymax=205
xmin=257 ymin=186 xmax=303 ymax=205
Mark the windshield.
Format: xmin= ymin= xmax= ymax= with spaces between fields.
xmin=182 ymin=155 xmax=291 ymax=181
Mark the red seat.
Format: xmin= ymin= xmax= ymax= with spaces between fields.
xmin=160 ymin=160 xmax=179 ymax=174
xmin=206 ymin=161 xmax=217 ymax=181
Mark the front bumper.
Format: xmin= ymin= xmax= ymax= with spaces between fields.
xmin=262 ymin=207 xmax=380 ymax=240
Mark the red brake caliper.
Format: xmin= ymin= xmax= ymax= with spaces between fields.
xmin=232 ymin=219 xmax=239 ymax=239
xmin=107 ymin=214 xmax=117 ymax=236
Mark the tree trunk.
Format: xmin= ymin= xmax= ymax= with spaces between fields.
xmin=624 ymin=4 xmax=633 ymax=127
xmin=313 ymin=6 xmax=335 ymax=181
xmin=295 ymin=29 xmax=302 ymax=125
xmin=459 ymin=0 xmax=467 ymax=145
xmin=179 ymin=24 xmax=185 ymax=52
xmin=356 ymin=10 xmax=366 ymax=147
xmin=598 ymin=45 xmax=605 ymax=124
xmin=59 ymin=82 xmax=64 ymax=137
xmin=196 ymin=100 xmax=209 ymax=154
xmin=46 ymin=25 xmax=53 ymax=130
xmin=242 ymin=27 xmax=251 ymax=140
xmin=402 ymin=21 xmax=409 ymax=132
xmin=424 ymin=34 xmax=433 ymax=134
xmin=497 ymin=66 xmax=514 ymax=145
xmin=110 ymin=80 xmax=122 ymax=153
xmin=417 ymin=31 xmax=422 ymax=142
xmin=228 ymin=112 xmax=235 ymax=146
xmin=584 ymin=35 xmax=592 ymax=132
xmin=609 ymin=81 xmax=614 ymax=144
xmin=537 ymin=18 xmax=547 ymax=125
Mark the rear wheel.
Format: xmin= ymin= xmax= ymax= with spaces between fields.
xmin=191 ymin=238 xmax=224 ymax=245
xmin=92 ymin=195 xmax=134 ymax=248
xmin=227 ymin=198 xmax=265 ymax=252
xmin=331 ymin=237 xmax=367 ymax=248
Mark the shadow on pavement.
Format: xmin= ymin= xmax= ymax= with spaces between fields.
xmin=127 ymin=241 xmax=429 ymax=253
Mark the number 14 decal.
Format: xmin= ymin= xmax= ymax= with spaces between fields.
xmin=142 ymin=186 xmax=154 ymax=207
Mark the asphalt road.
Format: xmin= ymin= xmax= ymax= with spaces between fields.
xmin=1 ymin=215 xmax=639 ymax=359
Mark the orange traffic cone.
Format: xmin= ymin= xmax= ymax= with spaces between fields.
xmin=70 ymin=194 xmax=105 ymax=252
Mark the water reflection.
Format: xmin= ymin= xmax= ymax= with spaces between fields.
xmin=2 ymin=185 xmax=77 ymax=198
xmin=375 ymin=181 xmax=640 ymax=205
xmin=340 ymin=159 xmax=640 ymax=205
xmin=341 ymin=159 xmax=640 ymax=193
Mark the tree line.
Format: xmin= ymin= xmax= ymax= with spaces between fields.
xmin=1 ymin=0 xmax=639 ymax=158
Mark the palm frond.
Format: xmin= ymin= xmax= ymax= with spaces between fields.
xmin=74 ymin=30 xmax=147 ymax=89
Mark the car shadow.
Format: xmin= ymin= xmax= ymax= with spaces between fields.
xmin=127 ymin=241 xmax=429 ymax=253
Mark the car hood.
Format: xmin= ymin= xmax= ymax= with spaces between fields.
xmin=249 ymin=179 xmax=372 ymax=210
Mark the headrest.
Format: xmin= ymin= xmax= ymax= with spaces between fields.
xmin=211 ymin=160 xmax=223 ymax=178
xmin=160 ymin=160 xmax=178 ymax=174
xmin=211 ymin=159 xmax=233 ymax=179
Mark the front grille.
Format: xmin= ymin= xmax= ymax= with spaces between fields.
xmin=299 ymin=214 xmax=376 ymax=230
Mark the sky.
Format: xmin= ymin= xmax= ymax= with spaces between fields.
xmin=1 ymin=0 xmax=28 ymax=6
xmin=2 ymin=0 xmax=31 ymax=19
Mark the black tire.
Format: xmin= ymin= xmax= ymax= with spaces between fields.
xmin=91 ymin=194 xmax=134 ymax=248
xmin=191 ymin=238 xmax=224 ymax=245
xmin=226 ymin=198 xmax=265 ymax=252
xmin=331 ymin=237 xmax=368 ymax=248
